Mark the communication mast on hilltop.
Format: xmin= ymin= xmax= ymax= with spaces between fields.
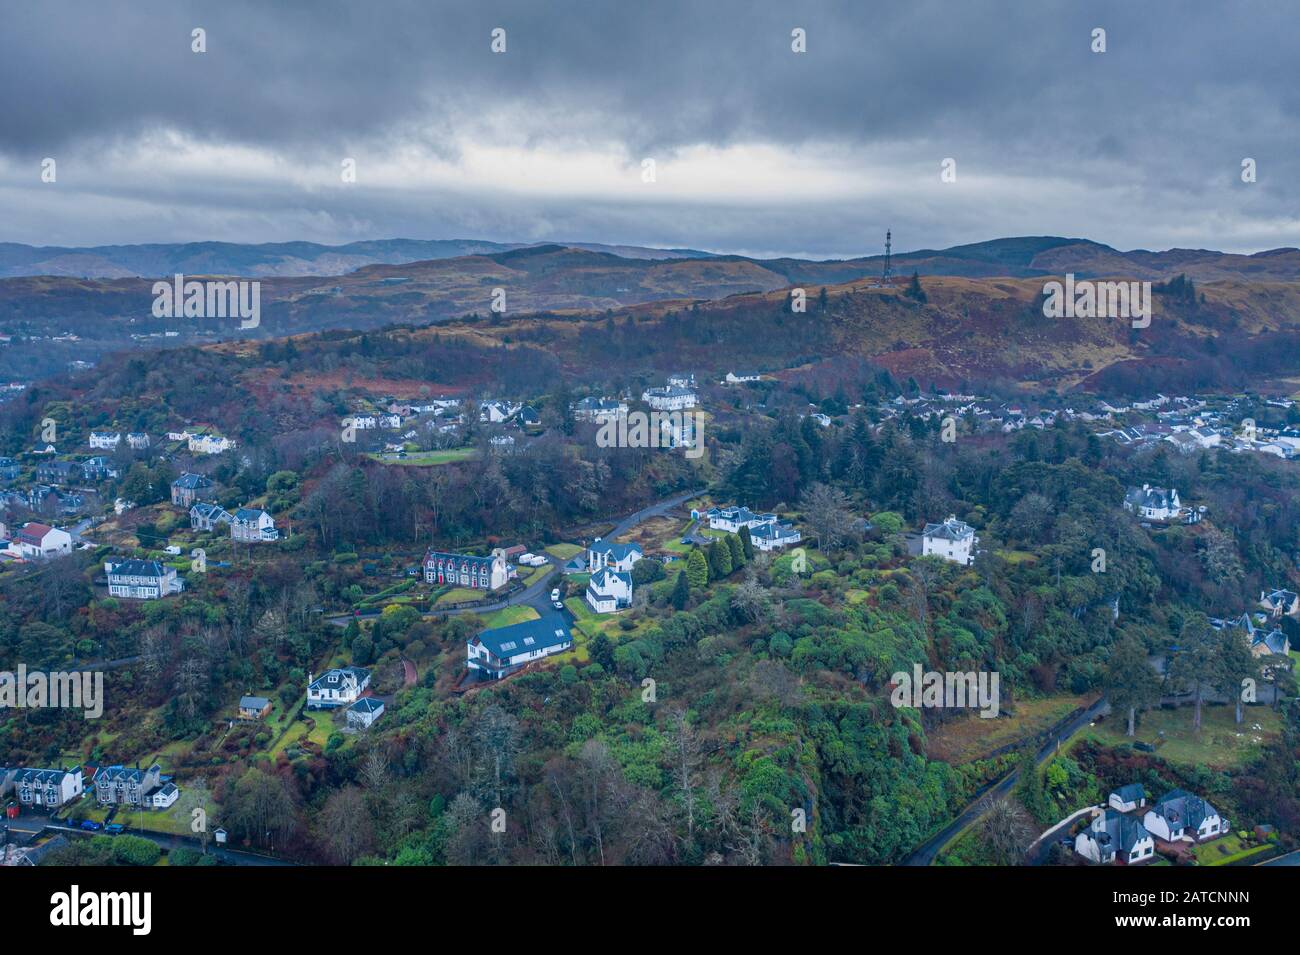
xmin=882 ymin=230 xmax=893 ymax=284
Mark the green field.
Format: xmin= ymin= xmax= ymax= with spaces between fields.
xmin=545 ymin=543 xmax=583 ymax=560
xmin=368 ymin=448 xmax=477 ymax=466
xmin=1076 ymin=704 xmax=1282 ymax=770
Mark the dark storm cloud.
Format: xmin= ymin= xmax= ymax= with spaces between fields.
xmin=1 ymin=0 xmax=1296 ymax=253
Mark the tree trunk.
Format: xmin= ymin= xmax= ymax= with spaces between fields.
xmin=1192 ymin=686 xmax=1203 ymax=731
xmin=1235 ymin=696 xmax=1243 ymax=724
xmin=1126 ymin=705 xmax=1136 ymax=737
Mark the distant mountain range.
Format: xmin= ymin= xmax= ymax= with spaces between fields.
xmin=2 ymin=234 xmax=1300 ymax=282
xmin=0 ymin=238 xmax=717 ymax=279
xmin=1 ymin=236 xmax=1298 ymax=392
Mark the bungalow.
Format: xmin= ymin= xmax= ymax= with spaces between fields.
xmin=921 ymin=516 xmax=978 ymax=566
xmin=13 ymin=522 xmax=72 ymax=560
xmin=1075 ymin=809 xmax=1156 ymax=865
xmin=586 ymin=567 xmax=634 ymax=613
xmin=190 ymin=501 xmax=233 ymax=531
xmin=238 ymin=695 xmax=273 ymax=720
xmin=588 ymin=539 xmax=642 ymax=574
xmin=467 ymin=618 xmax=572 ymax=680
xmin=750 ymin=520 xmax=802 ymax=552
xmin=231 ymin=507 xmax=278 ymax=543
xmin=346 ymin=697 xmax=385 ymax=730
xmin=1143 ymin=790 xmax=1226 ymax=842
xmin=307 ymin=667 xmax=371 ymax=709
xmin=1123 ymin=484 xmax=1181 ymax=521
xmin=88 ymin=431 xmax=121 ymax=450
xmin=93 ymin=764 xmax=162 ymax=807
xmin=148 ymin=782 xmax=179 ymax=810
xmin=1108 ymin=784 xmax=1147 ymax=814
xmin=423 ymin=550 xmax=509 ymax=590
xmin=725 ymin=371 xmax=762 ymax=384
xmin=1260 ymin=589 xmax=1300 ymax=619
xmin=13 ymin=767 xmax=83 ymax=809
xmin=171 ymin=472 xmax=215 ymax=507
xmin=642 ymin=385 xmax=698 ymax=411
xmin=104 ymin=558 xmax=184 ymax=599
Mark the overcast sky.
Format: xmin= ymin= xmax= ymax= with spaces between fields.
xmin=1 ymin=0 xmax=1296 ymax=258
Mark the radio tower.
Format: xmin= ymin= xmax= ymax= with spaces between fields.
xmin=882 ymin=230 xmax=893 ymax=284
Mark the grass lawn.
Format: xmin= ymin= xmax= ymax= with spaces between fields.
xmin=545 ymin=543 xmax=583 ymax=560
xmin=926 ymin=693 xmax=1090 ymax=763
xmin=480 ymin=605 xmax=539 ymax=629
xmin=367 ymin=448 xmax=477 ymax=466
xmin=1077 ymin=704 xmax=1282 ymax=771
xmin=1192 ymin=832 xmax=1274 ymax=866
xmin=117 ymin=795 xmax=217 ymax=836
xmin=845 ymin=589 xmax=870 ymax=604
xmin=995 ymin=549 xmax=1038 ymax=565
xmin=521 ymin=563 xmax=553 ymax=586
xmin=270 ymin=710 xmax=342 ymax=759
xmin=435 ymin=587 xmax=486 ymax=606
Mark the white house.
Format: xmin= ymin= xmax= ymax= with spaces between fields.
xmin=467 ymin=619 xmax=572 ymax=679
xmin=703 ymin=505 xmax=775 ymax=532
xmin=231 ymin=507 xmax=278 ymax=543
xmin=573 ymin=396 xmax=628 ymax=422
xmin=587 ymin=539 xmax=642 ymax=573
xmin=750 ymin=520 xmax=802 ymax=552
xmin=1075 ymin=809 xmax=1156 ymax=865
xmin=642 ymin=385 xmax=698 ymax=411
xmin=189 ymin=433 xmax=235 ymax=455
xmin=1123 ymin=484 xmax=1181 ymax=521
xmin=12 ymin=522 xmax=72 ymax=560
xmin=148 ymin=782 xmax=180 ymax=809
xmin=725 ymin=371 xmax=762 ymax=384
xmin=307 ymin=667 xmax=371 ymax=709
xmin=1142 ymin=790 xmax=1226 ymax=842
xmin=1108 ymin=784 xmax=1147 ymax=814
xmin=921 ymin=516 xmax=978 ymax=566
xmin=586 ymin=568 xmax=634 ymax=613
xmin=346 ymin=697 xmax=385 ymax=730
xmin=104 ymin=558 xmax=184 ymax=599
xmin=480 ymin=400 xmax=522 ymax=423
xmin=88 ymin=431 xmax=121 ymax=450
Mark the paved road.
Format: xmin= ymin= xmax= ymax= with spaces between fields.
xmin=902 ymin=696 xmax=1111 ymax=866
xmin=328 ymin=487 xmax=703 ymax=627
xmin=1260 ymin=849 xmax=1300 ymax=866
xmin=9 ymin=819 xmax=295 ymax=866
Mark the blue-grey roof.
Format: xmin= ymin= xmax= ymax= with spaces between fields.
xmin=590 ymin=540 xmax=642 ymax=560
xmin=106 ymin=558 xmax=168 ymax=578
xmin=1114 ymin=783 xmax=1145 ymax=802
xmin=474 ymin=618 xmax=571 ymax=660
xmin=349 ymin=697 xmax=385 ymax=714
xmin=240 ymin=695 xmax=270 ymax=710
xmin=172 ymin=472 xmax=213 ymax=489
